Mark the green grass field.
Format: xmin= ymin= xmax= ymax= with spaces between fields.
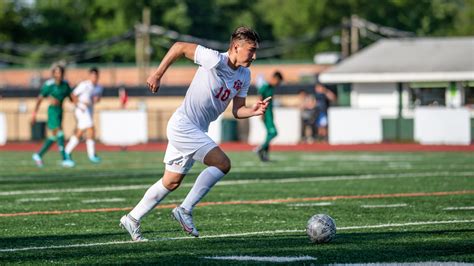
xmin=0 ymin=150 xmax=473 ymax=264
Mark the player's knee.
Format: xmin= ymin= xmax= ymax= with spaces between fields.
xmin=162 ymin=179 xmax=182 ymax=191
xmin=270 ymin=131 xmax=278 ymax=139
xmin=217 ymin=157 xmax=231 ymax=174
xmin=269 ymin=130 xmax=277 ymax=139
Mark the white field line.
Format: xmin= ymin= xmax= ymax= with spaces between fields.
xmin=361 ymin=204 xmax=408 ymax=208
xmin=0 ymin=169 xmax=161 ymax=181
xmin=287 ymin=202 xmax=333 ymax=207
xmin=163 ymin=198 xmax=186 ymax=203
xmin=16 ymin=197 xmax=60 ymax=203
xmin=1 ymin=171 xmax=473 ymax=197
xmin=81 ymin=198 xmax=125 ymax=204
xmin=1 ymin=219 xmax=473 ymax=253
xmin=443 ymin=206 xmax=474 ymax=210
xmin=202 ymin=255 xmax=316 ymax=262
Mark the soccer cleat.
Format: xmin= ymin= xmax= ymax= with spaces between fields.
xmin=61 ymin=159 xmax=75 ymax=168
xmin=120 ymin=215 xmax=147 ymax=241
xmin=256 ymin=148 xmax=269 ymax=162
xmin=89 ymin=155 xmax=101 ymax=164
xmin=32 ymin=153 xmax=44 ymax=168
xmin=171 ymin=207 xmax=199 ymax=237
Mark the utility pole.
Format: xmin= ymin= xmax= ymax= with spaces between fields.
xmin=135 ymin=7 xmax=151 ymax=85
xmin=135 ymin=24 xmax=144 ymax=84
xmin=143 ymin=7 xmax=151 ymax=81
xmin=341 ymin=17 xmax=350 ymax=59
xmin=350 ymin=15 xmax=359 ymax=54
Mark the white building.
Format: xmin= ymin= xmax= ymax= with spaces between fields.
xmin=319 ymin=37 xmax=474 ymax=143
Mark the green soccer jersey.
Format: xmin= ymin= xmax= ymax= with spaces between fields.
xmin=39 ymin=79 xmax=72 ymax=129
xmin=258 ymin=83 xmax=274 ymax=110
xmin=258 ymin=82 xmax=276 ymax=129
xmin=40 ymin=79 xmax=72 ymax=105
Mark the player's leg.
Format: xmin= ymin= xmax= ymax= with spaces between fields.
xmin=65 ymin=108 xmax=85 ymax=159
xmin=85 ymin=127 xmax=101 ymax=163
xmin=56 ymin=127 xmax=74 ymax=167
xmin=33 ymin=129 xmax=56 ymax=167
xmin=260 ymin=113 xmax=277 ymax=161
xmin=65 ymin=129 xmax=82 ymax=159
xmin=121 ymin=140 xmax=193 ymax=241
xmin=173 ymin=145 xmax=228 ymax=237
xmin=82 ymin=108 xmax=99 ymax=161
xmin=129 ymin=170 xmax=185 ymax=222
xmin=33 ymin=107 xmax=61 ymax=167
xmin=175 ymin=147 xmax=228 ymax=236
xmin=121 ymin=170 xmax=185 ymax=241
xmin=181 ymin=145 xmax=229 ymax=213
xmin=48 ymin=107 xmax=71 ymax=165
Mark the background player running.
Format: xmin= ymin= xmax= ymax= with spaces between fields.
xmin=65 ymin=67 xmax=103 ymax=164
xmin=31 ymin=65 xmax=75 ymax=168
xmin=255 ymin=71 xmax=283 ymax=162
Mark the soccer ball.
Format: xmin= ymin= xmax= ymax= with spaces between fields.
xmin=306 ymin=214 xmax=336 ymax=243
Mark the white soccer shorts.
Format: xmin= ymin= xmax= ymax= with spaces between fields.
xmin=163 ymin=112 xmax=217 ymax=174
xmin=75 ymin=107 xmax=94 ymax=130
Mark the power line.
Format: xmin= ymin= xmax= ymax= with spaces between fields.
xmin=0 ymin=17 xmax=415 ymax=65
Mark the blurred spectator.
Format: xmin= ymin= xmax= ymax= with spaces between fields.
xmin=314 ymin=83 xmax=336 ymax=141
xmin=119 ymin=87 xmax=128 ymax=109
xmin=297 ymin=89 xmax=317 ymax=143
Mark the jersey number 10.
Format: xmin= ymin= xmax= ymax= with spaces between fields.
xmin=215 ymin=87 xmax=230 ymax=101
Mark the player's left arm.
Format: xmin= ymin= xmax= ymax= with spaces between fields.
xmin=93 ymin=95 xmax=101 ymax=104
xmin=66 ymin=82 xmax=74 ymax=103
xmin=93 ymin=87 xmax=103 ymax=104
xmin=232 ymin=96 xmax=271 ymax=119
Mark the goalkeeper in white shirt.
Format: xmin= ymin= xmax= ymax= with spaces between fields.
xmin=120 ymin=27 xmax=271 ymax=241
xmin=65 ymin=67 xmax=103 ymax=164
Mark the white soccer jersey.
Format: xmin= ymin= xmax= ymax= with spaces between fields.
xmin=73 ymin=80 xmax=103 ymax=110
xmin=175 ymin=45 xmax=251 ymax=131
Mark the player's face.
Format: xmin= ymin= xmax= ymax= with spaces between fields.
xmin=90 ymin=72 xmax=99 ymax=85
xmin=52 ymin=68 xmax=64 ymax=83
xmin=235 ymin=40 xmax=258 ymax=67
xmin=270 ymin=76 xmax=282 ymax=87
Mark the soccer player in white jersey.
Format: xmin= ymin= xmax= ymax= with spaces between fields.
xmin=120 ymin=27 xmax=270 ymax=241
xmin=65 ymin=67 xmax=103 ymax=164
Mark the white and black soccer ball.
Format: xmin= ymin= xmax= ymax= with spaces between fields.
xmin=306 ymin=214 xmax=336 ymax=243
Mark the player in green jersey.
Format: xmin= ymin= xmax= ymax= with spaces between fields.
xmin=31 ymin=65 xmax=75 ymax=168
xmin=255 ymin=71 xmax=283 ymax=162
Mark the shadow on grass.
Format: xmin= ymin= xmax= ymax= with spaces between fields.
xmin=0 ymin=227 xmax=182 ymax=249
xmin=1 ymin=228 xmax=473 ymax=264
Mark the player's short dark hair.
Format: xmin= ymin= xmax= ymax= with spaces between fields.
xmin=89 ymin=67 xmax=99 ymax=75
xmin=273 ymin=71 xmax=283 ymax=81
xmin=230 ymin=26 xmax=260 ymax=45
xmin=51 ymin=64 xmax=65 ymax=75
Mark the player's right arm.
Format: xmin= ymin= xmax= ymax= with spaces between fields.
xmin=31 ymin=82 xmax=51 ymax=124
xmin=70 ymin=82 xmax=87 ymax=111
xmin=31 ymin=95 xmax=44 ymax=124
xmin=147 ymin=42 xmax=197 ymax=93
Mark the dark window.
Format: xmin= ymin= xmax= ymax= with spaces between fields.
xmin=409 ymin=83 xmax=447 ymax=107
xmin=463 ymin=82 xmax=474 ymax=106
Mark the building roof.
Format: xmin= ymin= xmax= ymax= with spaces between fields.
xmin=319 ymin=37 xmax=474 ymax=83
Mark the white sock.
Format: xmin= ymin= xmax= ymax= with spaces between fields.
xmin=65 ymin=136 xmax=79 ymax=155
xmin=129 ymin=179 xmax=171 ymax=221
xmin=181 ymin=166 xmax=225 ymax=212
xmin=86 ymin=139 xmax=95 ymax=158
